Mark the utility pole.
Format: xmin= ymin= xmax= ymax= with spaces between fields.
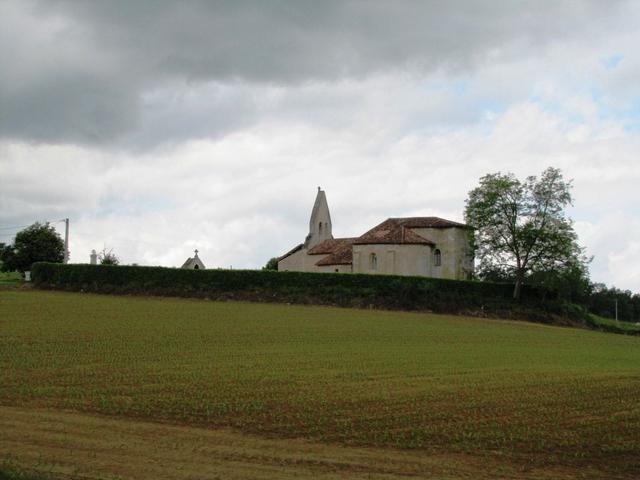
xmin=63 ymin=218 xmax=69 ymax=264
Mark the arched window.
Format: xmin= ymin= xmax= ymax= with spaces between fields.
xmin=433 ymin=249 xmax=442 ymax=267
xmin=194 ymin=264 xmax=199 ymax=270
xmin=369 ymin=253 xmax=377 ymax=270
xmin=319 ymin=222 xmax=323 ymax=234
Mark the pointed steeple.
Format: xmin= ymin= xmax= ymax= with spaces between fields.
xmin=304 ymin=187 xmax=333 ymax=248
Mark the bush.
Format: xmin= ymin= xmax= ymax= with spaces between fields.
xmin=262 ymin=257 xmax=279 ymax=271
xmin=99 ymin=247 xmax=120 ymax=265
xmin=31 ymin=262 xmax=562 ymax=319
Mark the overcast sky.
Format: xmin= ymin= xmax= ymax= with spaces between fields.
xmin=1 ymin=0 xmax=639 ymax=291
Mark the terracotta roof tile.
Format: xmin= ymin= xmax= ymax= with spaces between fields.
xmin=315 ymin=238 xmax=356 ymax=266
xmin=353 ymin=219 xmax=435 ymax=245
xmin=308 ymin=238 xmax=355 ymax=255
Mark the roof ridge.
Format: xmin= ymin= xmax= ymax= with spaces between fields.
xmin=353 ymin=218 xmax=435 ymax=245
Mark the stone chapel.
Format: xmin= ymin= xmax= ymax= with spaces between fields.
xmin=181 ymin=250 xmax=206 ymax=270
xmin=278 ymin=188 xmax=474 ymax=279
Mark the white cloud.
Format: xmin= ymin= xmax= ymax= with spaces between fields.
xmin=576 ymin=215 xmax=640 ymax=290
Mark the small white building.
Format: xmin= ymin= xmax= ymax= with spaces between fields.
xmin=278 ymin=188 xmax=474 ymax=280
xmin=181 ymin=250 xmax=206 ymax=270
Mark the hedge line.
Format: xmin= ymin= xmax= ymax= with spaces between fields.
xmin=30 ymin=262 xmax=566 ymax=319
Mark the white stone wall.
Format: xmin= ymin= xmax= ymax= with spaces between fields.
xmin=278 ymin=249 xmax=336 ymax=273
xmin=317 ymin=264 xmax=352 ymax=273
xmin=352 ymin=244 xmax=432 ymax=276
xmin=278 ymin=247 xmax=352 ymax=273
xmin=411 ymin=227 xmax=474 ymax=280
xmin=279 ymin=248 xmax=310 ymax=272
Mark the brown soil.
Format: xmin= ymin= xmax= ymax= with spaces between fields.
xmin=0 ymin=406 xmax=616 ymax=480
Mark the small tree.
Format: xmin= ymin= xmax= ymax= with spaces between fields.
xmin=465 ymin=167 xmax=588 ymax=300
xmin=99 ymin=247 xmax=120 ymax=266
xmin=263 ymin=257 xmax=279 ymax=271
xmin=0 ymin=223 xmax=65 ymax=272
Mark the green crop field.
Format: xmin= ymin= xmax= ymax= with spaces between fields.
xmin=2 ymin=290 xmax=640 ymax=479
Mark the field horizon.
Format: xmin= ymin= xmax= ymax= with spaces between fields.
xmin=2 ymin=290 xmax=640 ymax=479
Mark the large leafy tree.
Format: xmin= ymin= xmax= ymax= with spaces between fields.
xmin=465 ymin=167 xmax=588 ymax=300
xmin=0 ymin=223 xmax=65 ymax=272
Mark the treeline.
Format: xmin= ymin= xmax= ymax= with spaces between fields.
xmin=30 ymin=262 xmax=576 ymax=323
xmin=484 ymin=269 xmax=640 ymax=323
xmin=586 ymin=284 xmax=640 ymax=322
xmin=517 ymin=274 xmax=640 ymax=322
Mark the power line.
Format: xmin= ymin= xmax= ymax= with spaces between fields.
xmin=1 ymin=220 xmax=178 ymax=252
xmin=0 ymin=224 xmax=32 ymax=231
xmin=0 ymin=219 xmax=70 ymax=245
xmin=0 ymin=219 xmax=68 ymax=231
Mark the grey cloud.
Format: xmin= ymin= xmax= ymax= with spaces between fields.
xmin=49 ymin=0 xmax=624 ymax=81
xmin=0 ymin=0 xmax=632 ymax=147
xmin=1 ymin=72 xmax=138 ymax=145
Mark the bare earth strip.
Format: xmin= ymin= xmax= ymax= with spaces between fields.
xmin=0 ymin=407 xmax=610 ymax=480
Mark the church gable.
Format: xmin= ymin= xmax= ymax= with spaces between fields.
xmin=181 ymin=250 xmax=206 ymax=270
xmin=278 ymin=243 xmax=303 ymax=262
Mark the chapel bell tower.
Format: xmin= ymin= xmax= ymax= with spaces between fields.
xmin=304 ymin=187 xmax=333 ymax=249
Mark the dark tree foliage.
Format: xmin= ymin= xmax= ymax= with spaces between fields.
xmin=480 ymin=257 xmax=592 ymax=305
xmin=587 ymin=284 xmax=640 ymax=322
xmin=465 ymin=167 xmax=590 ymax=300
xmin=263 ymin=257 xmax=279 ymax=271
xmin=526 ymin=257 xmax=592 ymax=304
xmin=0 ymin=243 xmax=8 ymax=270
xmin=0 ymin=223 xmax=64 ymax=272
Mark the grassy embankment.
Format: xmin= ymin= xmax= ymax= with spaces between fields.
xmin=588 ymin=313 xmax=640 ymax=334
xmin=0 ymin=272 xmax=22 ymax=286
xmin=1 ymin=290 xmax=640 ymax=478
